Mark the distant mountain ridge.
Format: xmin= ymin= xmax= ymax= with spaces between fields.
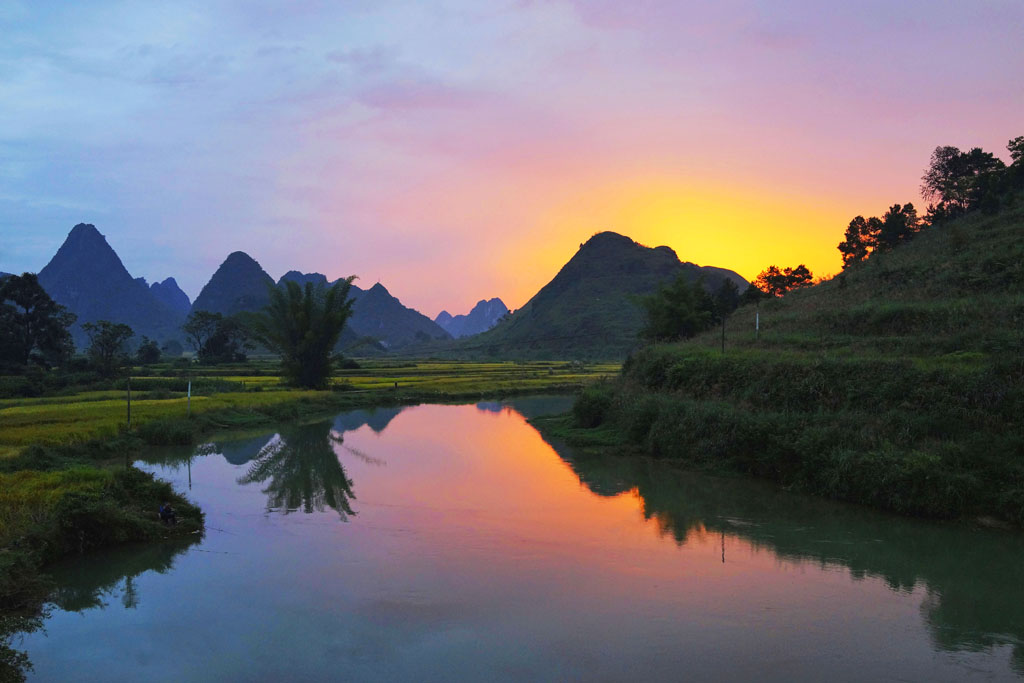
xmin=37 ymin=224 xmax=185 ymax=346
xmin=444 ymin=231 xmax=748 ymax=359
xmin=276 ymin=272 xmax=451 ymax=349
xmin=435 ymin=298 xmax=508 ymax=338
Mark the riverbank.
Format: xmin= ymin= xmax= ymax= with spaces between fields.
xmin=540 ymin=203 xmax=1024 ymax=526
xmin=0 ymin=360 xmax=615 ymax=679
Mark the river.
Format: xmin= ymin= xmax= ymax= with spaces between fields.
xmin=14 ymin=397 xmax=1024 ymax=681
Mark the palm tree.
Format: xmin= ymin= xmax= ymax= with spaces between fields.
xmin=238 ymin=421 xmax=356 ymax=518
xmin=249 ymin=278 xmax=356 ymax=389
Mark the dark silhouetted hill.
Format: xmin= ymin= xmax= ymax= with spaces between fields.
xmin=349 ymin=283 xmax=451 ymax=348
xmin=435 ymin=298 xmax=508 ymax=338
xmin=192 ymin=252 xmax=274 ymax=316
xmin=279 ymin=272 xmax=450 ymax=349
xmin=445 ymin=231 xmax=747 ymax=359
xmin=150 ymin=277 xmax=191 ymax=315
xmin=37 ymin=224 xmax=185 ymax=346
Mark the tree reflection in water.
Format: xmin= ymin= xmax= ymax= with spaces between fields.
xmin=238 ymin=420 xmax=357 ymax=518
xmin=556 ymin=450 xmax=1024 ymax=675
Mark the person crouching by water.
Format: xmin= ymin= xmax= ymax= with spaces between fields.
xmin=159 ymin=502 xmax=177 ymax=526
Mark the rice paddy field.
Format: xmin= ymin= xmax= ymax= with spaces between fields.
xmin=0 ymin=360 xmax=618 ymax=458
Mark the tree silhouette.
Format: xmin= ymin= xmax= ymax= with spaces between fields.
xmin=248 ymin=278 xmax=357 ymax=389
xmin=921 ymin=145 xmax=1005 ymax=218
xmin=238 ymin=421 xmax=356 ymax=518
xmin=753 ymin=265 xmax=813 ymax=297
xmin=638 ymin=274 xmax=714 ymax=341
xmin=82 ymin=320 xmax=134 ymax=377
xmin=0 ymin=273 xmax=76 ymax=369
xmin=876 ymin=203 xmax=920 ymax=250
xmin=838 ymin=215 xmax=881 ymax=268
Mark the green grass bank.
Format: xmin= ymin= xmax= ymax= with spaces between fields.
xmin=552 ymin=202 xmax=1024 ymax=524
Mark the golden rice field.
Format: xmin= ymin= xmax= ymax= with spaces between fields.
xmin=0 ymin=361 xmax=618 ymax=457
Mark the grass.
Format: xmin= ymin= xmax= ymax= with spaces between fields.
xmin=0 ymin=360 xmax=617 ymax=455
xmin=556 ymin=200 xmax=1024 ymax=524
xmin=0 ymin=358 xmax=615 ymax=680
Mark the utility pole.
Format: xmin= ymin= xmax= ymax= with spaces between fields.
xmin=126 ymin=375 xmax=132 ymax=429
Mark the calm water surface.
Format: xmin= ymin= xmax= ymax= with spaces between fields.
xmin=16 ymin=397 xmax=1024 ymax=681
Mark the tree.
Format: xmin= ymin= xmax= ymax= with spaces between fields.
xmin=0 ymin=273 xmax=76 ymax=370
xmin=921 ymin=145 xmax=1005 ymax=219
xmin=248 ymin=278 xmax=357 ymax=388
xmin=638 ymin=274 xmax=715 ymax=342
xmin=82 ymin=320 xmax=134 ymax=377
xmin=201 ymin=317 xmax=251 ymax=364
xmin=753 ymin=265 xmax=813 ymax=297
xmin=182 ymin=311 xmax=222 ymax=356
xmin=182 ymin=311 xmax=251 ymax=364
xmin=838 ymin=216 xmax=881 ymax=268
xmin=876 ymin=203 xmax=920 ymax=250
xmin=712 ymin=279 xmax=740 ymax=323
xmin=1009 ymin=136 xmax=1024 ymax=165
xmin=136 ymin=336 xmax=162 ymax=365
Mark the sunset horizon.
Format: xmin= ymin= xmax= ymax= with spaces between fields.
xmin=3 ymin=1 xmax=1021 ymax=315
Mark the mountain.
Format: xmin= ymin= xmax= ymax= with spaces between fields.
xmin=37 ymin=223 xmax=185 ymax=346
xmin=279 ymin=272 xmax=451 ymax=349
xmin=192 ymin=252 xmax=275 ymax=316
xmin=278 ymin=271 xmax=328 ymax=288
xmin=447 ymin=231 xmax=747 ymax=359
xmin=349 ymin=283 xmax=451 ymax=348
xmin=150 ymin=277 xmax=191 ymax=315
xmin=435 ymin=298 xmax=509 ymax=338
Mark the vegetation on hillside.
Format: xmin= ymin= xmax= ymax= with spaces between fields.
xmin=557 ymin=136 xmax=1024 ymax=524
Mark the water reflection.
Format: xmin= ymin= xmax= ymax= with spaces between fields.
xmin=238 ymin=421 xmax=357 ymax=518
xmin=48 ymin=538 xmax=201 ymax=613
xmin=2 ymin=537 xmax=199 ymax=681
xmin=558 ymin=452 xmax=1024 ymax=674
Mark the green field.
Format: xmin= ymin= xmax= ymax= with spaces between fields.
xmin=0 ymin=360 xmax=616 ymax=457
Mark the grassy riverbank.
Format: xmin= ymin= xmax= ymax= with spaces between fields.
xmin=0 ymin=359 xmax=615 ymax=679
xmin=551 ymin=203 xmax=1024 ymax=524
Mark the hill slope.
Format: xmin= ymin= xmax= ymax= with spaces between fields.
xmin=150 ymin=277 xmax=191 ymax=316
xmin=563 ymin=203 xmax=1024 ymax=523
xmin=449 ymin=231 xmax=746 ymax=359
xmin=192 ymin=252 xmax=275 ymax=316
xmin=37 ymin=224 xmax=184 ymax=346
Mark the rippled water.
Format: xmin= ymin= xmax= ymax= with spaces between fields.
xmin=15 ymin=397 xmax=1024 ymax=681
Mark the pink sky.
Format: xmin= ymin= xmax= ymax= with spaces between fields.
xmin=1 ymin=1 xmax=1021 ymax=316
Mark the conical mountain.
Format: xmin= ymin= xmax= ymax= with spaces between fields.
xmin=192 ymin=252 xmax=275 ymax=316
xmin=37 ymin=223 xmax=184 ymax=346
xmin=435 ymin=298 xmax=509 ymax=338
xmin=150 ymin=277 xmax=191 ymax=315
xmin=451 ymin=231 xmax=747 ymax=359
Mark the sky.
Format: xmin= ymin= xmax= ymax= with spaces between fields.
xmin=1 ymin=1 xmax=1022 ymax=317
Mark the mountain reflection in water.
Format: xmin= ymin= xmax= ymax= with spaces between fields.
xmin=18 ymin=398 xmax=1023 ymax=681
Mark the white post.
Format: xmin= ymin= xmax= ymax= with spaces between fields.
xmin=187 ymin=380 xmax=192 ymax=417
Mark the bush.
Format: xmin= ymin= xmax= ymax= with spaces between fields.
xmin=573 ymin=384 xmax=612 ymax=427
